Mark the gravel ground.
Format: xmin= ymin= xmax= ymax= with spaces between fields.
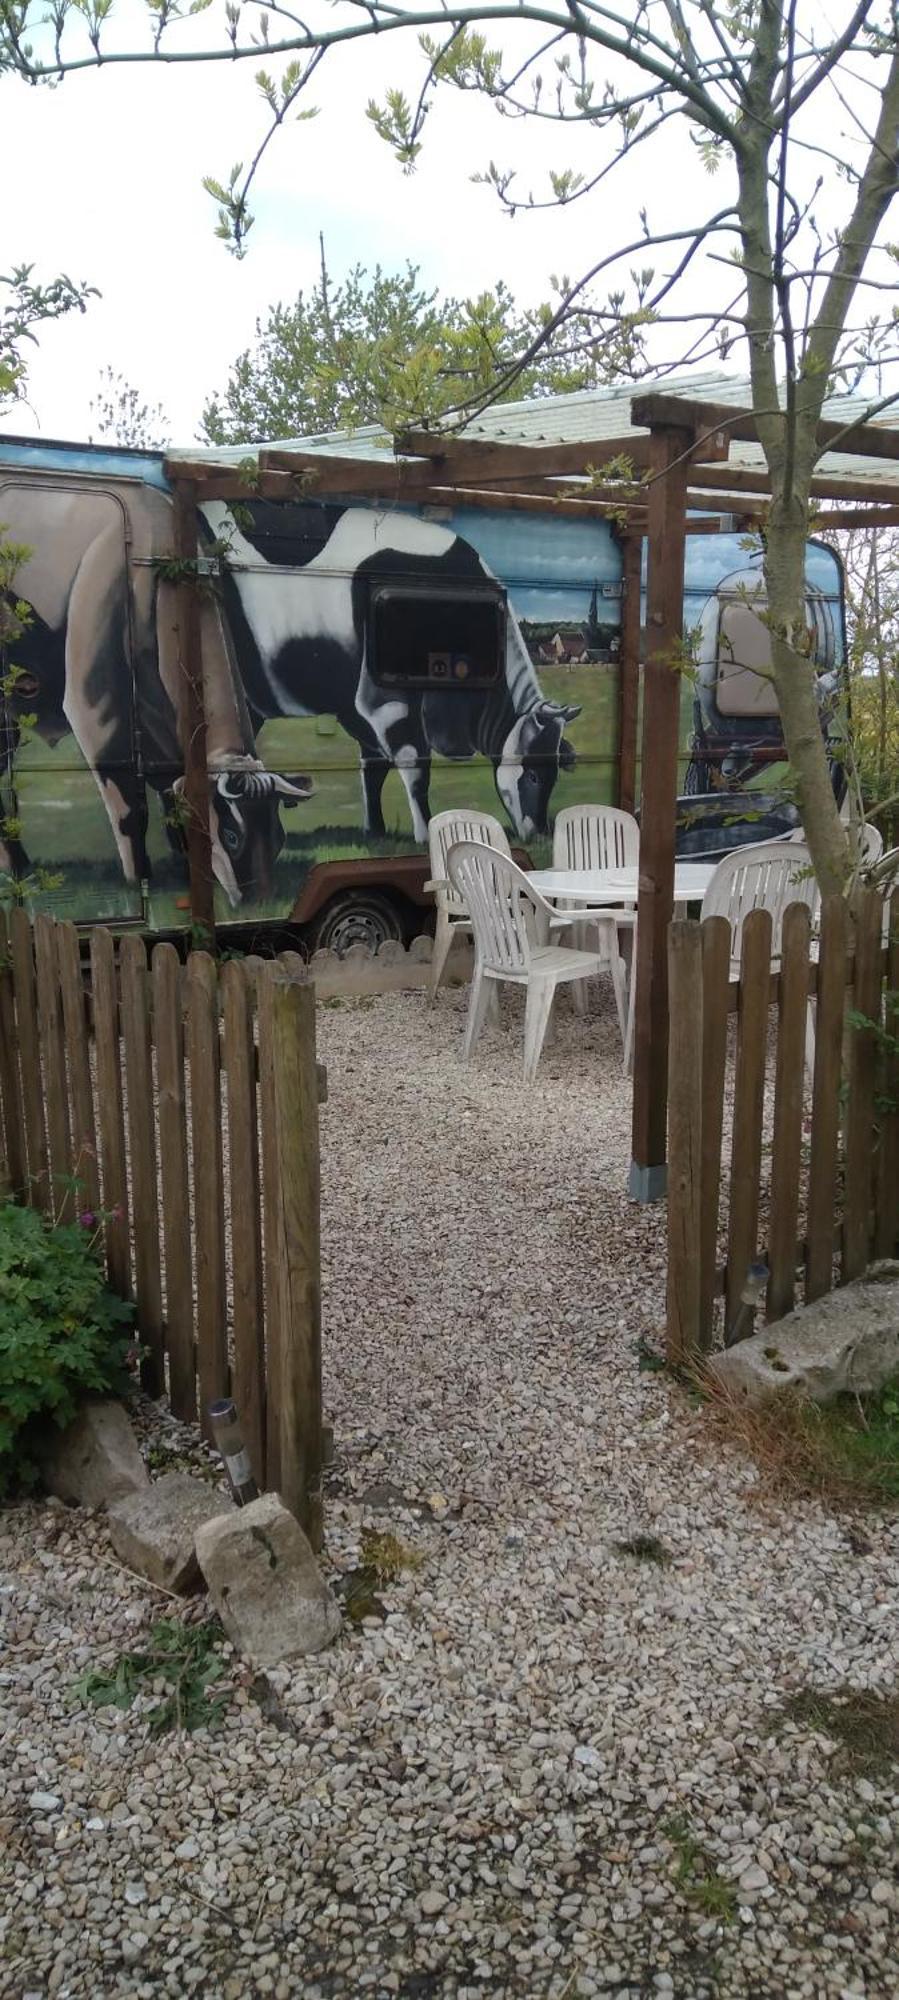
xmin=2 ymin=984 xmax=897 ymax=2000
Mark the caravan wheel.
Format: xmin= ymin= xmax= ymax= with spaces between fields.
xmin=310 ymin=891 xmax=406 ymax=957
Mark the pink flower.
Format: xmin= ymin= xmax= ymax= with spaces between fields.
xmin=78 ymin=1210 xmax=97 ymax=1229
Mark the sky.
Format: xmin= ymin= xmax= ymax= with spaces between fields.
xmin=1 ymin=5 xmax=894 ymax=449
xmin=0 ymin=8 xmax=725 ymax=447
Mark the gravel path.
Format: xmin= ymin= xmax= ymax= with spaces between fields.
xmin=2 ymin=985 xmax=897 ymax=2000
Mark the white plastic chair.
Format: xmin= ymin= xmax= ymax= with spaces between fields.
xmin=701 ymin=839 xmax=820 ymax=974
xmin=445 ymin=841 xmax=619 ymax=1082
xmin=551 ymin=804 xmax=638 ymax=1039
xmin=425 ymin=809 xmax=511 ymax=1002
xmin=787 ymin=821 xmax=883 ymax=866
xmin=702 ymin=840 xmax=821 ymax=1079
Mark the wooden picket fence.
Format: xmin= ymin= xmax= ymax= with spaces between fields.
xmin=0 ymin=911 xmax=323 ymax=1543
xmin=667 ymin=887 xmax=899 ymax=1364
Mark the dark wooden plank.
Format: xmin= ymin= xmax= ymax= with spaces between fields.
xmin=90 ymin=928 xmax=131 ymax=1298
xmin=843 ymin=888 xmax=884 ymax=1281
xmin=874 ymin=892 xmax=899 ymax=1258
xmin=666 ymin=921 xmax=704 ymax=1367
xmin=186 ymin=951 xmax=228 ymax=1431
xmin=119 ymin=933 xmax=164 ymax=1393
xmin=806 ymin=897 xmax=848 ymax=1302
xmin=725 ymin=908 xmax=772 ymax=1337
xmin=617 ymin=534 xmax=641 ymax=816
xmin=221 ymin=959 xmax=265 ymax=1486
xmin=9 ymin=908 xmax=47 ymax=1207
xmin=56 ymin=922 xmax=100 ymax=1220
xmin=33 ymin=914 xmax=72 ymax=1222
xmin=255 ymin=965 xmax=284 ymax=1492
xmin=699 ymin=915 xmax=731 ymax=1349
xmin=629 ymin=423 xmax=693 ymax=1198
xmin=767 ymin=902 xmax=811 ymax=1322
xmin=152 ymin=943 xmax=196 ymax=1421
xmin=271 ymin=976 xmax=323 ymax=1545
xmin=0 ymin=911 xmax=26 ymax=1196
xmin=171 ymin=478 xmax=215 ymax=939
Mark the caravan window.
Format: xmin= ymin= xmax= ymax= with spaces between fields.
xmin=368 ymin=582 xmax=505 ymax=690
xmin=715 ymin=599 xmax=779 ymax=718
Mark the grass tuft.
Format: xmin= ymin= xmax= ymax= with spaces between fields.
xmin=663 ymin=1815 xmax=738 ymax=1923
xmin=73 ymin=1618 xmax=230 ymax=1735
xmin=616 ymin=1532 xmax=672 ymax=1566
xmin=775 ymin=1686 xmax=899 ymax=1775
xmin=696 ymin=1370 xmax=899 ymax=1511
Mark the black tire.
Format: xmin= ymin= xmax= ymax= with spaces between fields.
xmin=309 ymin=890 xmax=406 ymax=956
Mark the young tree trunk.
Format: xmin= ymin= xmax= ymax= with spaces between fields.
xmin=763 ymin=497 xmax=848 ymax=897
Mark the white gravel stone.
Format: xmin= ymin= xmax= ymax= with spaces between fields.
xmin=1 ymin=991 xmax=897 ymax=1999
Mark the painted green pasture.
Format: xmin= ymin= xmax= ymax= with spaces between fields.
xmin=9 ymin=665 xmax=696 ymax=929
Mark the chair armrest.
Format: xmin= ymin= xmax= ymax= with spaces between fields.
xmin=423 ymin=878 xmax=447 ymax=895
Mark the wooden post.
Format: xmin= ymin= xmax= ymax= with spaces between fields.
xmin=56 ymin=923 xmax=100 ymax=1219
xmin=666 ymin=920 xmax=703 ymax=1366
xmin=699 ymin=915 xmax=731 ymax=1348
xmin=221 ymin=959 xmax=266 ymax=1487
xmin=152 ymin=943 xmax=196 ymax=1422
xmin=767 ymin=902 xmax=811 ymax=1322
xmin=0 ymin=911 xmax=26 ymax=1196
xmin=843 ymin=888 xmax=883 ymax=1282
xmin=9 ymin=908 xmax=47 ymax=1207
xmin=271 ymin=976 xmax=323 ymax=1548
xmin=629 ymin=423 xmax=692 ymax=1200
xmin=874 ymin=892 xmax=899 ymax=1259
xmin=119 ymin=933 xmax=165 ymax=1393
xmin=186 ymin=951 xmax=229 ymax=1431
xmin=33 ymin=913 xmax=71 ymax=1222
xmin=90 ymin=927 xmax=131 ymax=1298
xmin=806 ymin=896 xmax=848 ymax=1302
xmin=171 ymin=478 xmax=215 ymax=942
xmin=617 ymin=534 xmax=641 ymax=816
xmin=725 ymin=907 xmax=772 ymax=1335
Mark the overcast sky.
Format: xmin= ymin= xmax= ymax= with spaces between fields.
xmin=2 ymin=6 xmax=892 ymax=448
xmin=0 ymin=10 xmax=725 ymax=447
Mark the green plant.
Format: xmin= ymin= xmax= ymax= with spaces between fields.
xmin=699 ymin=1369 xmax=899 ymax=1510
xmin=775 ymin=1687 xmax=899 ymax=1777
xmin=664 ymin=1816 xmax=738 ymax=1924
xmin=0 ymin=1200 xmax=135 ymax=1497
xmin=73 ymin=1618 xmax=230 ymax=1734
xmin=615 ymin=1533 xmax=672 ymax=1566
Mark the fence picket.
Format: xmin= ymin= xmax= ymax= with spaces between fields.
xmin=221 ymin=960 xmax=265 ymax=1486
xmin=767 ymin=902 xmax=811 ymax=1322
xmin=699 ymin=916 xmax=730 ymax=1349
xmin=187 ymin=952 xmax=228 ymax=1431
xmin=152 ymin=944 xmax=196 ymax=1421
xmin=725 ymin=907 xmax=772 ymax=1337
xmin=666 ymin=921 xmax=703 ymax=1367
xmin=874 ymin=892 xmax=899 ymax=1259
xmin=271 ymin=975 xmax=323 ymax=1546
xmin=805 ymin=897 xmax=847 ymax=1302
xmin=256 ymin=966 xmax=284 ymax=1492
xmin=9 ymin=908 xmax=47 ymax=1208
xmin=33 ymin=913 xmax=72 ymax=1222
xmin=90 ymin=928 xmax=131 ymax=1296
xmin=843 ymin=888 xmax=884 ymax=1282
xmin=0 ymin=911 xmax=26 ymax=1196
xmin=57 ymin=923 xmax=100 ymax=1219
xmin=119 ymin=933 xmax=165 ymax=1393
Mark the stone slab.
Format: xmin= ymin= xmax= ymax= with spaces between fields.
xmin=195 ymin=1491 xmax=340 ymax=1666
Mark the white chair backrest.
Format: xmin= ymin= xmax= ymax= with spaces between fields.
xmin=788 ymin=820 xmax=883 ymax=864
xmin=701 ymin=840 xmax=820 ymax=964
xmin=446 ymin=841 xmax=544 ymax=974
xmin=428 ymin=810 xmax=510 ymax=913
xmin=553 ymin=804 xmax=639 ymax=872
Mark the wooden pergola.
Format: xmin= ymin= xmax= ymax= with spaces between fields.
xmin=165 ymin=386 xmax=899 ymax=1200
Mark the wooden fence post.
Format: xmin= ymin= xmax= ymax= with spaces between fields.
xmin=9 ymin=908 xmax=47 ymax=1208
xmin=699 ymin=916 xmax=731 ymax=1349
xmin=0 ymin=911 xmax=26 ymax=1197
xmin=806 ymin=896 xmax=847 ymax=1302
xmin=874 ymin=892 xmax=899 ymax=1259
xmin=187 ymin=951 xmax=229 ymax=1433
xmin=119 ymin=933 xmax=165 ymax=1394
xmin=767 ymin=902 xmax=811 ymax=1322
xmin=221 ymin=959 xmax=266 ymax=1487
xmin=33 ymin=913 xmax=71 ymax=1221
xmin=152 ymin=943 xmax=196 ymax=1422
xmin=843 ymin=888 xmax=884 ymax=1281
xmin=90 ymin=927 xmax=131 ymax=1296
xmin=725 ymin=907 xmax=772 ymax=1337
xmin=667 ymin=920 xmax=704 ymax=1366
xmin=271 ymin=975 xmax=323 ymax=1547
xmin=57 ymin=922 xmax=100 ymax=1220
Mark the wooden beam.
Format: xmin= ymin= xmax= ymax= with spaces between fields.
xmin=689 ymin=460 xmax=899 ymax=505
xmin=631 ymin=392 xmax=899 ymax=466
xmin=617 ymin=535 xmax=641 ymax=815
xmin=427 ymin=485 xmax=648 ymax=524
xmin=171 ymin=479 xmax=215 ymax=940
xmin=813 ymin=506 xmax=899 ymax=528
xmin=629 ymin=424 xmax=692 ymax=1201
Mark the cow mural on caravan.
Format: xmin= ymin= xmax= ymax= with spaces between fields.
xmin=0 ymin=438 xmax=847 ymax=947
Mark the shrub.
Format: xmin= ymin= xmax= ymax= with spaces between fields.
xmin=0 ymin=1201 xmax=136 ymax=1498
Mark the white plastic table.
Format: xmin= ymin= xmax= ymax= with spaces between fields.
xmin=528 ymin=863 xmax=716 ymax=909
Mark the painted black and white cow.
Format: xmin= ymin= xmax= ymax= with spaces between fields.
xmin=202 ymin=503 xmax=580 ymax=843
xmin=0 ymin=483 xmax=310 ymax=902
